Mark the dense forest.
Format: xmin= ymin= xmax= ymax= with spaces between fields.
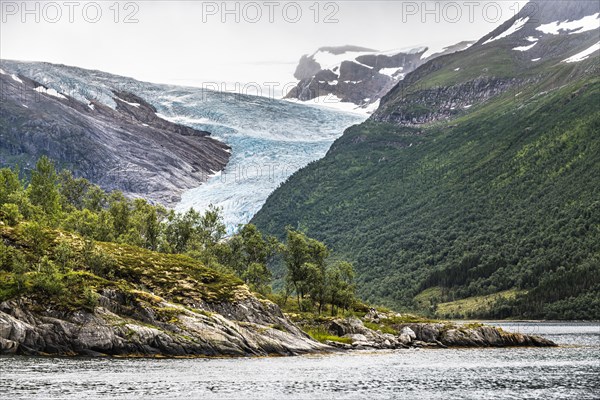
xmin=253 ymin=76 xmax=600 ymax=320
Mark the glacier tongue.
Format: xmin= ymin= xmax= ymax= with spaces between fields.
xmin=1 ymin=60 xmax=364 ymax=231
xmin=155 ymin=88 xmax=365 ymax=232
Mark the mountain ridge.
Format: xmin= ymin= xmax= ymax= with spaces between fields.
xmin=0 ymin=63 xmax=231 ymax=205
xmin=286 ymin=42 xmax=474 ymax=112
xmin=252 ymin=0 xmax=600 ymax=319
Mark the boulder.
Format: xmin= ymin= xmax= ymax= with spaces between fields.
xmin=0 ymin=338 xmax=18 ymax=354
xmin=398 ymin=333 xmax=412 ymax=345
xmin=401 ymin=327 xmax=417 ymax=340
xmin=363 ymin=308 xmax=380 ymax=322
xmin=345 ymin=333 xmax=369 ymax=344
xmin=328 ymin=317 xmax=370 ymax=337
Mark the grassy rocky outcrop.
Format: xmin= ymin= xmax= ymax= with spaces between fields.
xmin=0 ymin=223 xmax=327 ymax=357
xmin=286 ymin=309 xmax=555 ymax=350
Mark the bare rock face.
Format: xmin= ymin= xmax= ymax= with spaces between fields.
xmin=325 ymin=317 xmax=556 ymax=349
xmin=373 ymin=77 xmax=534 ymax=126
xmin=396 ymin=323 xmax=557 ymax=348
xmin=0 ymin=292 xmax=329 ymax=357
xmin=0 ymin=69 xmax=231 ymax=205
xmin=294 ymin=54 xmax=323 ymax=81
xmin=286 ymin=43 xmax=474 ymax=111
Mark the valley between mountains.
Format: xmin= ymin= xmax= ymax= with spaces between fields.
xmin=1 ymin=0 xmax=599 ymax=357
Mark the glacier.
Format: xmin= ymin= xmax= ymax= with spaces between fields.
xmin=1 ymin=60 xmax=365 ymax=231
xmin=153 ymin=85 xmax=365 ymax=231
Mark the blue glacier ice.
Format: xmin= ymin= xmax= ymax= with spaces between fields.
xmin=1 ymin=60 xmax=365 ymax=231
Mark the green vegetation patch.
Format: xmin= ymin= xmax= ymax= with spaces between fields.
xmin=435 ymin=290 xmax=525 ymax=319
xmin=303 ymin=326 xmax=352 ymax=344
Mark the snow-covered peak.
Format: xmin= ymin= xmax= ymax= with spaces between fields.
xmin=308 ymin=45 xmax=427 ymax=72
xmin=310 ymin=48 xmax=375 ymax=71
xmin=289 ymin=41 xmax=473 ymax=114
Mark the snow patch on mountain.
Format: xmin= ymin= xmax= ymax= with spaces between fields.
xmin=379 ymin=67 xmax=403 ymax=77
xmin=115 ymin=97 xmax=140 ymax=107
xmin=156 ymin=114 xmax=213 ymax=126
xmin=563 ymin=41 xmax=600 ymax=63
xmin=513 ymin=42 xmax=537 ymax=52
xmin=537 ymin=13 xmax=600 ymax=35
xmin=420 ymin=44 xmax=455 ymax=59
xmin=484 ymin=17 xmax=530 ymax=44
xmin=34 ymin=86 xmax=67 ymax=99
xmin=311 ymin=49 xmax=373 ymax=70
xmin=309 ymin=46 xmax=426 ymax=74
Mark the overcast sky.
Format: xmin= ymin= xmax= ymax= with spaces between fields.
xmin=1 ymin=1 xmax=527 ymax=88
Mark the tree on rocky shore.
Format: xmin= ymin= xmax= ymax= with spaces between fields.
xmin=282 ymin=228 xmax=356 ymax=314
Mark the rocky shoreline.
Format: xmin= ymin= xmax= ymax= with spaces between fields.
xmin=322 ymin=315 xmax=556 ymax=350
xmin=0 ymin=292 xmax=329 ymax=357
xmin=0 ymin=296 xmax=556 ymax=358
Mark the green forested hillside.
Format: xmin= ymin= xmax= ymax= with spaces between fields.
xmin=253 ymin=71 xmax=600 ymax=319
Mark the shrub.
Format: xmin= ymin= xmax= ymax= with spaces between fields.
xmin=31 ymin=257 xmax=65 ymax=296
xmin=304 ymin=326 xmax=352 ymax=344
xmin=82 ymin=287 xmax=99 ymax=310
xmin=0 ymin=203 xmax=22 ymax=226
xmin=54 ymin=241 xmax=75 ymax=272
xmin=83 ymin=240 xmax=117 ymax=278
xmin=20 ymin=222 xmax=52 ymax=259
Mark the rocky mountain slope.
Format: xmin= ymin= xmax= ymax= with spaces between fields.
xmin=373 ymin=0 xmax=600 ymax=125
xmin=0 ymin=66 xmax=231 ymax=205
xmin=286 ymin=42 xmax=473 ymax=111
xmin=252 ymin=0 xmax=600 ymax=319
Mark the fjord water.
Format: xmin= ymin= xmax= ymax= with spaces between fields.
xmin=1 ymin=322 xmax=598 ymax=399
